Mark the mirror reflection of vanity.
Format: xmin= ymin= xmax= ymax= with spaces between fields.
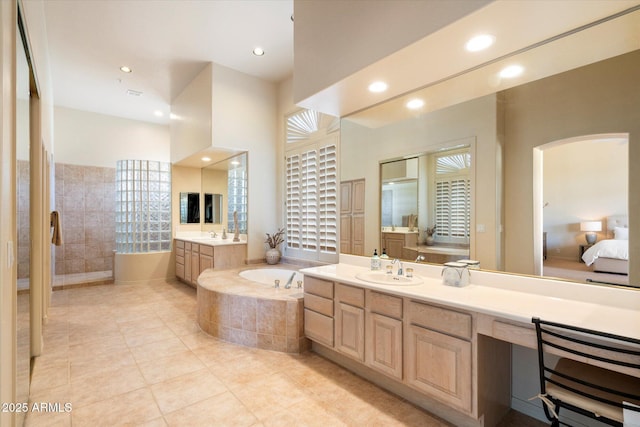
xmin=340 ymin=8 xmax=639 ymax=286
xmin=379 ymin=147 xmax=471 ymax=263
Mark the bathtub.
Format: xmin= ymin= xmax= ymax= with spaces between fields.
xmin=197 ymin=266 xmax=309 ymax=353
xmin=239 ymin=268 xmax=304 ymax=287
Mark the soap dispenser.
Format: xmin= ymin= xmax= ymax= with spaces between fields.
xmin=380 ymin=248 xmax=389 ymax=259
xmin=371 ymin=249 xmax=381 ymax=271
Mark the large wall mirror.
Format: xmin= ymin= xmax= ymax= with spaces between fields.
xmin=16 ymin=9 xmax=32 ymax=425
xmin=201 ymin=152 xmax=248 ymax=234
xmin=340 ymin=7 xmax=639 ymax=287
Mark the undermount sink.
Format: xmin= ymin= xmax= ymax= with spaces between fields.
xmin=355 ymin=271 xmax=423 ymax=286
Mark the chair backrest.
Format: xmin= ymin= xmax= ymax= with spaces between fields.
xmin=532 ymin=317 xmax=640 ymax=416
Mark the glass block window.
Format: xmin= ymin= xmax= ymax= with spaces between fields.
xmin=227 ymin=156 xmax=247 ymax=234
xmin=115 ymin=160 xmax=172 ymax=253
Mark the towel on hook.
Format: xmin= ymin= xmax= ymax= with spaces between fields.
xmin=50 ymin=210 xmax=63 ymax=246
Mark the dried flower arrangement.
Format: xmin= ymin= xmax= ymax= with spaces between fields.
xmin=425 ymin=225 xmax=436 ymax=237
xmin=265 ymin=228 xmax=285 ymax=249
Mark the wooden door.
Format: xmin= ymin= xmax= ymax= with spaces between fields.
xmin=351 ymin=179 xmax=365 ymax=214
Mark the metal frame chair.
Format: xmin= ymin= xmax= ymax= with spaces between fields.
xmin=532 ymin=317 xmax=640 ymax=426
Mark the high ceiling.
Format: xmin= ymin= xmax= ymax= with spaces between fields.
xmin=37 ymin=0 xmax=294 ymax=125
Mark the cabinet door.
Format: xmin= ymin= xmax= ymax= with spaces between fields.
xmin=386 ymin=237 xmax=405 ymax=259
xmin=351 ymin=215 xmax=364 ymax=256
xmin=366 ymin=312 xmax=402 ymax=380
xmin=340 ymin=182 xmax=352 ymax=215
xmin=340 ymin=214 xmax=352 ymax=254
xmin=405 ymin=324 xmax=472 ymax=412
xmin=199 ymin=254 xmax=213 ymax=274
xmin=335 ymin=302 xmax=365 ymax=361
xmin=351 ymin=179 xmax=365 ymax=214
xmin=191 ymin=252 xmax=200 ymax=285
xmin=184 ymin=248 xmax=192 ymax=283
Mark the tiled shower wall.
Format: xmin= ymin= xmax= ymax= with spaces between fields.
xmin=54 ymin=163 xmax=116 ymax=275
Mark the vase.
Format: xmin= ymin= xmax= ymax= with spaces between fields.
xmin=425 ymin=236 xmax=435 ymax=246
xmin=265 ymin=248 xmax=281 ymax=265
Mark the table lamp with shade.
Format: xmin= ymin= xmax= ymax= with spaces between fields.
xmin=580 ymin=221 xmax=602 ymax=244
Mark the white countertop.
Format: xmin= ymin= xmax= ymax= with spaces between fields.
xmin=175 ymin=233 xmax=247 ymax=246
xmin=300 ymin=258 xmax=640 ymax=341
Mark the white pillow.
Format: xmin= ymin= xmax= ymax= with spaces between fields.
xmin=614 ymin=226 xmax=629 ymax=240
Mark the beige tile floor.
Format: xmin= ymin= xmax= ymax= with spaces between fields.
xmin=26 ymin=279 xmax=544 ymax=427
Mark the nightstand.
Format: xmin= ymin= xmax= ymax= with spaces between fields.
xmin=579 ymin=244 xmax=594 ymax=263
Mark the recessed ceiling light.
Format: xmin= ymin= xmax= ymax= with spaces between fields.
xmin=253 ymin=47 xmax=265 ymax=56
xmin=154 ymin=110 xmax=163 ymax=117
xmin=201 ymin=157 xmax=211 ymax=162
xmin=465 ymin=34 xmax=495 ymax=52
xmin=499 ymin=65 xmax=524 ymax=78
xmin=120 ymin=66 xmax=132 ymax=73
xmin=406 ymin=99 xmax=425 ymax=110
xmin=368 ymin=81 xmax=388 ymax=93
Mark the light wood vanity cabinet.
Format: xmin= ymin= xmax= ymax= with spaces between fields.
xmin=303 ymin=277 xmax=335 ymax=347
xmin=174 ymin=239 xmax=246 ymax=288
xmin=303 ymin=278 xmax=476 ymax=418
xmin=405 ymin=300 xmax=473 ymax=412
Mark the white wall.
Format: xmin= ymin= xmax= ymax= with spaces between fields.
xmin=543 ymin=139 xmax=628 ymax=260
xmin=170 ymin=63 xmax=213 ymax=163
xmin=210 ymin=64 xmax=278 ymax=262
xmin=54 ymin=106 xmax=170 ymax=167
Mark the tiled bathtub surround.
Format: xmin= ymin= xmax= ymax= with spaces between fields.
xmin=197 ymin=266 xmax=309 ymax=353
xmin=54 ymin=163 xmax=116 ymax=275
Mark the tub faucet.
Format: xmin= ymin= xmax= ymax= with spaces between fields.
xmin=415 ymin=255 xmax=425 ymax=262
xmin=284 ymin=272 xmax=296 ymax=289
xmin=392 ymin=259 xmax=404 ymax=276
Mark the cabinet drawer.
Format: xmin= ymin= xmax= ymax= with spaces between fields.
xmin=200 ymin=244 xmax=214 ymax=256
xmin=304 ymin=276 xmax=334 ymax=299
xmin=176 ymin=247 xmax=185 ymax=258
xmin=336 ymin=283 xmax=364 ymax=307
xmin=368 ymin=291 xmax=402 ymax=319
xmin=184 ymin=242 xmax=192 ymax=251
xmin=408 ymin=301 xmax=472 ymax=340
xmin=175 ymin=263 xmax=185 ymax=280
xmin=304 ymin=293 xmax=333 ymax=317
xmin=191 ymin=243 xmax=199 ymax=253
xmin=304 ymin=308 xmax=334 ymax=347
xmin=175 ymin=240 xmax=185 ymax=249
xmin=176 ymin=255 xmax=185 ymax=266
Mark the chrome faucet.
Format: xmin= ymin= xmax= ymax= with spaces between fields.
xmin=392 ymin=258 xmax=404 ymax=276
xmin=210 ymin=231 xmax=217 ymax=238
xmin=415 ymin=255 xmax=425 ymax=262
xmin=284 ymin=272 xmax=296 ymax=289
